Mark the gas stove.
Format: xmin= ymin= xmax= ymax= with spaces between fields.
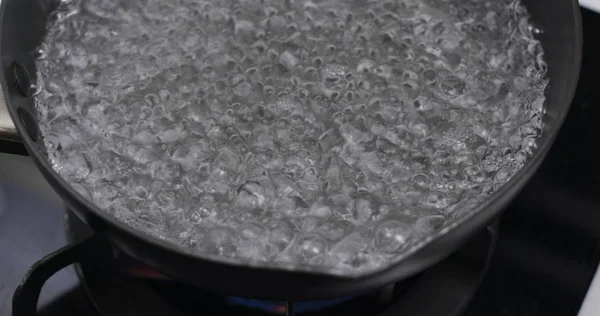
xmin=1 ymin=5 xmax=600 ymax=316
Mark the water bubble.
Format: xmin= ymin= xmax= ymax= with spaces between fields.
xmin=279 ymin=51 xmax=299 ymax=70
xmin=46 ymin=77 xmax=68 ymax=94
xmin=423 ymin=68 xmax=437 ymax=83
xmin=329 ymin=233 xmax=373 ymax=270
xmin=464 ymin=165 xmax=486 ymax=183
xmin=237 ymin=240 xmax=268 ymax=261
xmin=59 ymin=153 xmax=91 ymax=180
xmin=431 ymin=21 xmax=446 ymax=35
xmin=318 ymin=129 xmax=343 ymax=152
xmin=422 ymin=191 xmax=453 ymax=209
xmin=496 ymin=167 xmax=516 ymax=182
xmin=309 ymin=202 xmax=332 ymax=218
xmin=415 ymin=215 xmax=445 ymax=236
xmin=412 ymin=173 xmax=430 ymax=187
xmin=356 ymin=59 xmax=375 ymax=73
xmin=322 ymin=63 xmax=349 ymax=80
xmin=202 ymin=227 xmax=238 ymax=258
xmin=521 ymin=136 xmax=537 ymax=155
xmin=375 ymin=220 xmax=413 ymax=253
xmin=292 ymin=234 xmax=328 ymax=264
xmin=439 ymin=76 xmax=467 ymax=98
xmin=165 ymin=214 xmax=194 ymax=240
xmin=233 ymin=81 xmax=252 ymax=97
xmin=236 ymin=180 xmax=269 ymax=209
xmin=81 ymin=0 xmax=125 ymax=20
xmin=187 ymin=205 xmax=212 ymax=224
xmin=239 ymin=223 xmax=265 ymax=240
xmin=359 ymin=151 xmax=385 ymax=176
xmin=266 ymin=221 xmax=294 ymax=256
xmin=480 ymin=150 xmax=501 ymax=171
xmin=35 ymin=48 xmax=47 ymax=60
xmin=150 ymin=161 xmax=182 ymax=180
xmin=268 ymin=93 xmax=303 ymax=117
xmin=352 ymin=197 xmax=375 ymax=224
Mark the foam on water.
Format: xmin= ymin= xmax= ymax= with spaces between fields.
xmin=34 ymin=0 xmax=548 ymax=276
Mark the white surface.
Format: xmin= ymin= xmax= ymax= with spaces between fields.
xmin=581 ymin=0 xmax=600 ymax=12
xmin=0 ymin=153 xmax=73 ymax=316
xmin=579 ymin=267 xmax=600 ymax=316
xmin=0 ymin=88 xmax=17 ymax=141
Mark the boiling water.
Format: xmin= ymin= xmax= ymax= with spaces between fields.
xmin=35 ymin=0 xmax=547 ymax=275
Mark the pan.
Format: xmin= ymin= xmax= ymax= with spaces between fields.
xmin=0 ymin=0 xmax=582 ymax=315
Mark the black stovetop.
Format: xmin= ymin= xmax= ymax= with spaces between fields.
xmin=1 ymin=7 xmax=600 ymax=316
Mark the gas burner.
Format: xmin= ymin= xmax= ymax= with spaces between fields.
xmin=66 ymin=209 xmax=498 ymax=316
xmin=144 ymin=279 xmax=403 ymax=315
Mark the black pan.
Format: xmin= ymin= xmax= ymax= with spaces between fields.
xmin=0 ymin=0 xmax=582 ymax=315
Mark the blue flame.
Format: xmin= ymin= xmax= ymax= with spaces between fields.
xmin=226 ymin=296 xmax=354 ymax=313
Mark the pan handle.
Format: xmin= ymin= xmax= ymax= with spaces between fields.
xmin=12 ymin=233 xmax=108 ymax=316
